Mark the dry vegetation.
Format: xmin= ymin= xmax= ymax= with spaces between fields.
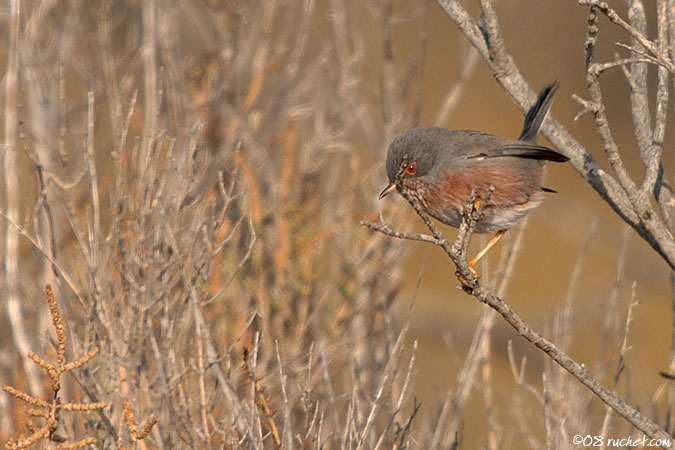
xmin=0 ymin=1 xmax=673 ymax=449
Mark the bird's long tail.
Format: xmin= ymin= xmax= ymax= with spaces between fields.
xmin=518 ymin=81 xmax=559 ymax=142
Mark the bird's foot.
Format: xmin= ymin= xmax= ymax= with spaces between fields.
xmin=472 ymin=197 xmax=482 ymax=211
xmin=455 ymin=266 xmax=481 ymax=288
xmin=468 ymin=197 xmax=487 ymax=220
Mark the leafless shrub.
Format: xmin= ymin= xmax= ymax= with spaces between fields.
xmin=0 ymin=1 xmax=425 ymax=448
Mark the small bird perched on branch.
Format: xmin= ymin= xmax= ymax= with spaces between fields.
xmin=379 ymin=82 xmax=569 ymax=277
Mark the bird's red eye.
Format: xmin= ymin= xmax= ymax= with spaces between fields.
xmin=405 ymin=163 xmax=417 ymax=175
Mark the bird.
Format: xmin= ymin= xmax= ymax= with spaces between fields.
xmin=379 ymin=82 xmax=569 ymax=278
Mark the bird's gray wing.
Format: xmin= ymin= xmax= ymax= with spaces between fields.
xmin=468 ymin=142 xmax=568 ymax=162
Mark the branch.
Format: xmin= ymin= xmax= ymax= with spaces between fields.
xmin=578 ymin=0 xmax=675 ymax=75
xmin=0 ymin=210 xmax=85 ymax=308
xmin=582 ymin=7 xmax=642 ymax=204
xmin=360 ymin=221 xmax=442 ymax=246
xmin=364 ymin=202 xmax=673 ymax=446
xmin=648 ymin=0 xmax=673 ymax=230
xmin=581 ymin=5 xmax=675 ymax=266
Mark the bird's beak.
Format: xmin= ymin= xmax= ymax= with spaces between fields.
xmin=379 ymin=182 xmax=397 ymax=200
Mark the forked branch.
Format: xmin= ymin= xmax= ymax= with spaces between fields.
xmin=363 ymin=198 xmax=673 ymax=445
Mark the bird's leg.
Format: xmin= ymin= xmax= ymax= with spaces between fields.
xmin=455 ymin=188 xmax=497 ymax=286
xmin=467 ymin=230 xmax=505 ymax=278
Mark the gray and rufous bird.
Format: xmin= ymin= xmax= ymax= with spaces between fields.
xmin=379 ymin=82 xmax=569 ymax=277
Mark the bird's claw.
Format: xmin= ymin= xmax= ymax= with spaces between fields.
xmin=464 ymin=196 xmax=487 ymax=220
xmin=455 ymin=266 xmax=481 ymax=288
xmin=472 ymin=197 xmax=483 ymax=211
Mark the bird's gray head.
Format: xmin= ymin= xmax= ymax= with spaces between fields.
xmin=380 ymin=127 xmax=445 ymax=199
xmin=387 ymin=128 xmax=443 ymax=181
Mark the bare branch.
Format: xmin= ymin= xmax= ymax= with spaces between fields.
xmin=360 ymin=220 xmax=442 ymax=246
xmin=649 ymin=0 xmax=673 ymax=229
xmin=364 ymin=189 xmax=674 ymax=445
xmin=583 ymin=7 xmax=641 ymax=202
xmin=578 ymin=0 xmax=675 ymax=74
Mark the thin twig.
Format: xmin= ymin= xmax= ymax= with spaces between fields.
xmin=0 ymin=210 xmax=84 ymax=307
xmin=359 ymin=221 xmax=442 ymax=246
xmin=85 ymin=91 xmax=100 ymax=269
xmin=355 ymin=323 xmax=408 ymax=450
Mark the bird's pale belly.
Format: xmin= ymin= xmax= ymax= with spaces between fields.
xmin=427 ymin=199 xmax=543 ymax=233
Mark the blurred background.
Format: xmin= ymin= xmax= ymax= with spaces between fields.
xmin=0 ymin=0 xmax=672 ymax=448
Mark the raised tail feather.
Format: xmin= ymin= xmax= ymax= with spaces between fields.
xmin=518 ymin=81 xmax=559 ymax=142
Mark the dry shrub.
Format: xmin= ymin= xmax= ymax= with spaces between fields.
xmin=1 ymin=1 xmax=421 ymax=448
